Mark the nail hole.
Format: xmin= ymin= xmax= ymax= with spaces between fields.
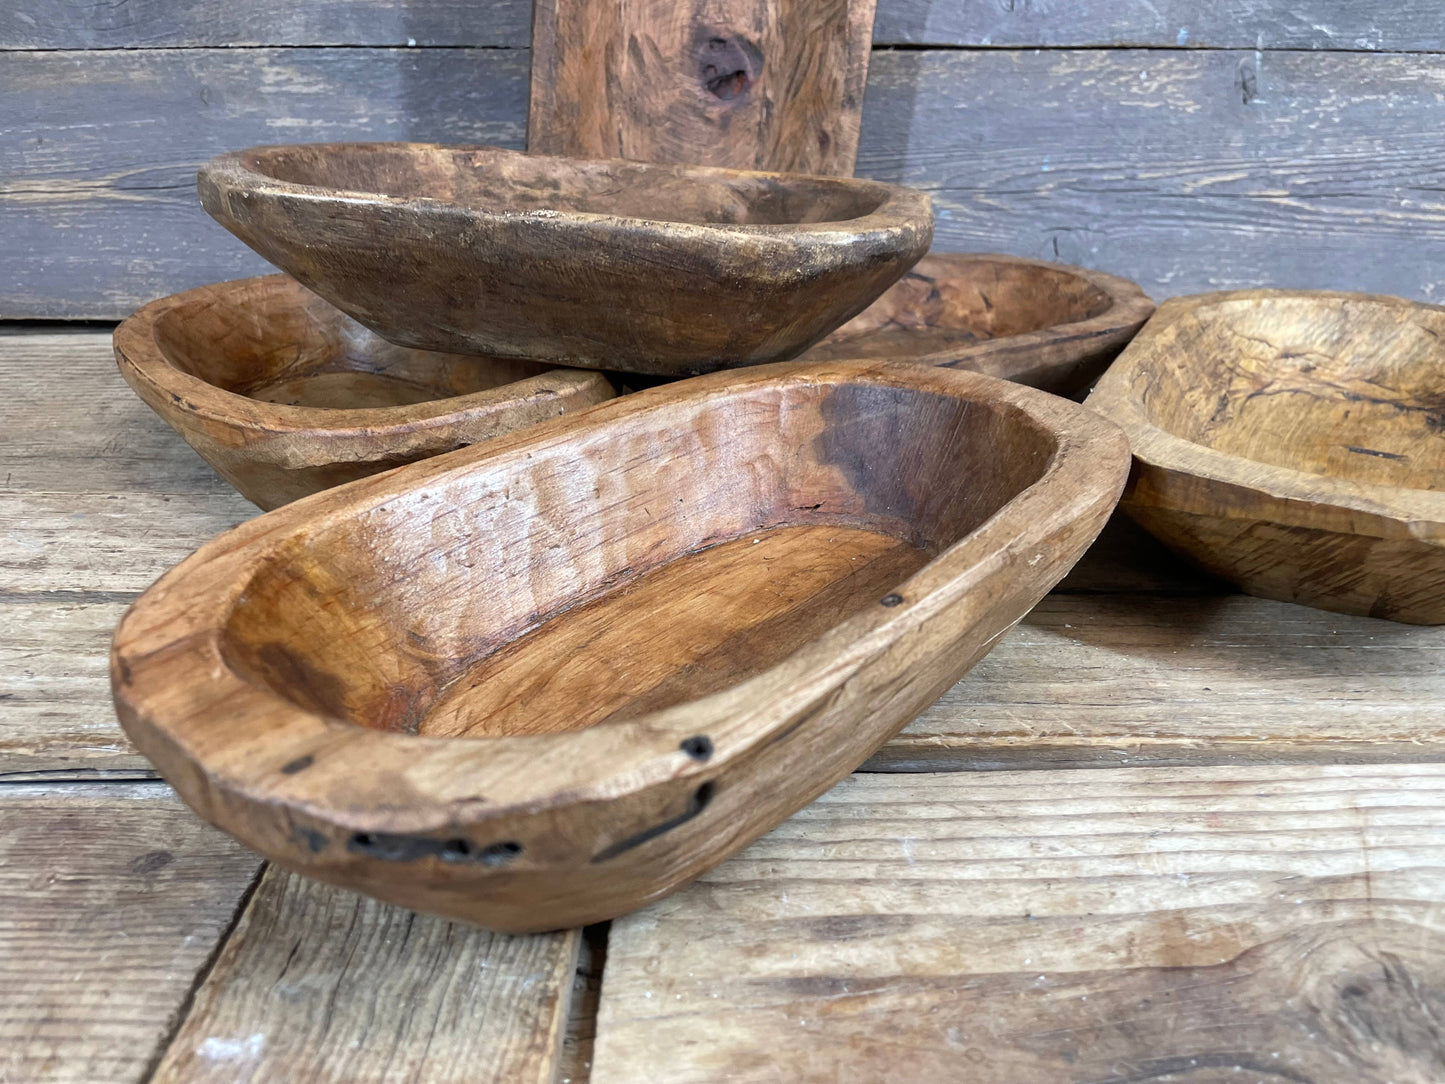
xmin=880 ymin=593 xmax=904 ymax=607
xmin=681 ymin=735 xmax=714 ymax=761
xmin=479 ymin=840 xmax=523 ymax=867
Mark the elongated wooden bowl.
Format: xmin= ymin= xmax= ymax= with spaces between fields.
xmin=112 ymin=359 xmax=1129 ymax=932
xmin=799 ymin=252 xmax=1155 ymax=395
xmin=1089 ymin=290 xmax=1445 ymax=624
xmin=198 ymin=143 xmax=935 ymax=375
xmin=114 ymin=275 xmax=615 ymax=510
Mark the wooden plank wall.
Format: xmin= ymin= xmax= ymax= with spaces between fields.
xmin=3 ymin=1 xmax=1443 ymax=318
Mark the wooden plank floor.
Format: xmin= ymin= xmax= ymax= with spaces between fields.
xmin=4 ymin=327 xmax=1444 ymax=1081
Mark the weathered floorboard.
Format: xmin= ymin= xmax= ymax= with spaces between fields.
xmin=857 ymin=48 xmax=1445 ymax=304
xmin=1 ymin=47 xmax=528 ymax=318
xmin=592 ymin=765 xmax=1445 ymax=1084
xmin=6 ymin=330 xmax=1445 ymax=777
xmin=151 ymin=867 xmax=580 ymax=1084
xmin=0 ymin=784 xmax=262 ymax=1084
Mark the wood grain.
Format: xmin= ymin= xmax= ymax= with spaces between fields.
xmin=112 ymin=360 xmax=1127 ymax=931
xmin=1089 ymin=290 xmax=1445 ymax=624
xmin=530 ymin=0 xmax=877 ymax=174
xmin=873 ymin=0 xmax=1445 ymax=50
xmin=856 ymin=48 xmax=1445 ymax=304
xmin=1 ymin=47 xmax=528 ymax=319
xmin=9 ymin=47 xmax=1445 ymax=315
xmin=151 ymin=867 xmax=580 ymax=1084
xmin=592 ymin=765 xmax=1445 ymax=1084
xmin=0 ymin=783 xmax=261 ymax=1083
xmin=198 ymin=143 xmax=932 ymax=375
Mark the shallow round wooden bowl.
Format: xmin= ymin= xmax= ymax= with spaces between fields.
xmin=112 ymin=359 xmax=1129 ymax=933
xmin=1088 ymin=290 xmax=1445 ymax=624
xmin=198 ymin=143 xmax=935 ymax=376
xmin=799 ymin=252 xmax=1155 ymax=395
xmin=114 ymin=275 xmax=616 ymax=510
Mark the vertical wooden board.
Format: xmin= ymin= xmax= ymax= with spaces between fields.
xmin=0 ymin=0 xmax=531 ymax=48
xmin=592 ymin=766 xmax=1445 ymax=1083
xmin=2 ymin=48 xmax=528 ymax=318
xmin=0 ymin=783 xmax=262 ymax=1083
xmin=872 ymin=0 xmax=1445 ymax=50
xmin=855 ymin=48 xmax=1445 ymax=304
xmin=152 ymin=867 xmax=580 ymax=1084
xmin=529 ymin=0 xmax=877 ymax=174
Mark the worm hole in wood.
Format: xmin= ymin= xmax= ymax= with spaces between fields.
xmin=681 ymin=735 xmax=714 ymax=761
xmin=880 ymin=593 xmax=905 ymax=607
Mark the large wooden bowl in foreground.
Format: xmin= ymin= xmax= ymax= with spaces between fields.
xmin=799 ymin=253 xmax=1154 ymax=395
xmin=114 ymin=275 xmax=614 ymax=510
xmin=1089 ymin=290 xmax=1445 ymax=623
xmin=198 ymin=143 xmax=934 ymax=375
xmin=113 ymin=359 xmax=1129 ymax=932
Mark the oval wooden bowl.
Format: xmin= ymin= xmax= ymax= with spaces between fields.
xmin=1088 ymin=290 xmax=1445 ymax=624
xmin=114 ymin=275 xmax=615 ymax=510
xmin=198 ymin=143 xmax=935 ymax=376
xmin=112 ymin=359 xmax=1129 ymax=933
xmin=799 ymin=252 xmax=1155 ymax=395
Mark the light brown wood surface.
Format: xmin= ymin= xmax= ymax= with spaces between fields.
xmin=592 ymin=765 xmax=1445 ymax=1084
xmin=112 ymin=359 xmax=1127 ymax=931
xmin=115 ymin=275 xmax=614 ymax=510
xmin=151 ymin=867 xmax=580 ymax=1083
xmin=199 ymin=143 xmax=932 ymax=375
xmin=1089 ymin=290 xmax=1445 ymax=625
xmin=0 ymin=784 xmax=262 ymax=1083
xmin=529 ymin=0 xmax=877 ymax=175
xmin=8 ymin=331 xmax=1445 ymax=780
xmin=799 ymin=252 xmax=1154 ymax=396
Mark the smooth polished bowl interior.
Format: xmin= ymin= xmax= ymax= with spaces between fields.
xmin=1088 ymin=290 xmax=1445 ymax=623
xmin=199 ymin=143 xmax=935 ymax=375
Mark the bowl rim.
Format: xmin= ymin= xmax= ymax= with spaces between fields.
xmin=112 ymin=358 xmax=1129 ymax=837
xmin=198 ymin=141 xmax=936 ymax=245
xmin=815 ymin=251 xmax=1156 ymax=372
xmin=113 ymin=274 xmax=613 ymax=443
xmin=1088 ymin=288 xmax=1445 ymax=533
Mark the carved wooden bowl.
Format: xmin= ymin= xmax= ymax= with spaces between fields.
xmin=114 ymin=275 xmax=615 ymax=510
xmin=1088 ymin=290 xmax=1445 ymax=624
xmin=799 ymin=252 xmax=1155 ymax=395
xmin=198 ymin=143 xmax=935 ymax=375
xmin=112 ymin=359 xmax=1129 ymax=932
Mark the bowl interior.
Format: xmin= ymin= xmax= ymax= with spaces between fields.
xmin=1135 ymin=295 xmax=1445 ymax=490
xmin=220 ymin=378 xmax=1058 ymax=736
xmin=240 ymin=144 xmax=890 ymax=227
xmin=152 ymin=280 xmax=554 ymax=410
xmin=801 ymin=256 xmax=1113 ymax=361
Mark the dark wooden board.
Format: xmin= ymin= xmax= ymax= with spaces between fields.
xmin=4 ymin=0 xmax=1439 ymax=51
xmin=1 ymin=47 xmax=528 ymax=319
xmin=7 ymin=47 xmax=1445 ymax=317
xmin=857 ymin=48 xmax=1445 ymax=305
xmin=873 ymin=0 xmax=1445 ymax=51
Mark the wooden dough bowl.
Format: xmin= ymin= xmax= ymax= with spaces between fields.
xmin=1089 ymin=290 xmax=1445 ymax=624
xmin=112 ymin=359 xmax=1129 ymax=932
xmin=198 ymin=143 xmax=935 ymax=376
xmin=800 ymin=252 xmax=1155 ymax=396
xmin=113 ymin=275 xmax=615 ymax=510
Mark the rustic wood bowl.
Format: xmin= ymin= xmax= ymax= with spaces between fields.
xmin=112 ymin=359 xmax=1129 ymax=933
xmin=1088 ymin=290 xmax=1445 ymax=624
xmin=113 ymin=275 xmax=615 ymax=510
xmin=798 ymin=252 xmax=1155 ymax=395
xmin=198 ymin=143 xmax=935 ymax=376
